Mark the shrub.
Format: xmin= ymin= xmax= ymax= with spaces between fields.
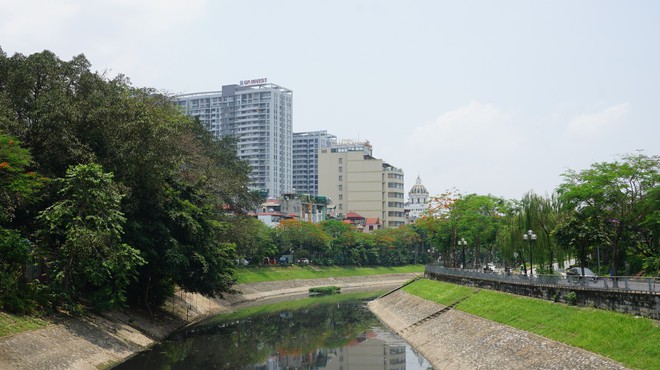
xmin=309 ymin=286 xmax=341 ymax=295
xmin=551 ymin=292 xmax=560 ymax=302
xmin=566 ymin=291 xmax=577 ymax=305
xmin=0 ymin=228 xmax=38 ymax=314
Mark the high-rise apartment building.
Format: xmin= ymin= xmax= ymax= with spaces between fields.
xmin=292 ymin=130 xmax=336 ymax=196
xmin=174 ymin=79 xmax=292 ymax=197
xmin=318 ymin=140 xmax=405 ymax=228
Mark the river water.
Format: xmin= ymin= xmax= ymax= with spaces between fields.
xmin=113 ymin=294 xmax=433 ymax=369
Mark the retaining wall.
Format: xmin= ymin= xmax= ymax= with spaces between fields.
xmin=426 ymin=271 xmax=660 ymax=319
xmin=368 ymin=290 xmax=627 ymax=370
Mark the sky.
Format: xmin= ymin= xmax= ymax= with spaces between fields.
xmin=2 ymin=0 xmax=659 ymax=200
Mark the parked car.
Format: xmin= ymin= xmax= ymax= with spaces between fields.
xmin=565 ymin=267 xmax=598 ymax=282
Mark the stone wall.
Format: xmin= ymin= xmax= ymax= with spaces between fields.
xmin=426 ymin=271 xmax=660 ymax=319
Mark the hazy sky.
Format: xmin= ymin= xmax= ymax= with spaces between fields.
xmin=2 ymin=0 xmax=659 ymax=200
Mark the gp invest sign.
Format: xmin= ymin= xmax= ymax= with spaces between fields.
xmin=240 ymin=78 xmax=268 ymax=86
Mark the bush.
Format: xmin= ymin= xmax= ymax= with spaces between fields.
xmin=309 ymin=286 xmax=341 ymax=295
xmin=551 ymin=291 xmax=560 ymax=302
xmin=566 ymin=291 xmax=577 ymax=305
xmin=0 ymin=228 xmax=38 ymax=314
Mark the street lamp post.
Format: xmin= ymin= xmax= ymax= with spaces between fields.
xmin=523 ymin=230 xmax=537 ymax=276
xmin=427 ymin=247 xmax=436 ymax=264
xmin=458 ymin=238 xmax=467 ymax=269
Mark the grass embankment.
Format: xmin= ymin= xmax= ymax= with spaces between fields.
xmin=403 ymin=279 xmax=660 ymax=370
xmin=235 ymin=264 xmax=424 ymax=284
xmin=0 ymin=312 xmax=49 ymax=338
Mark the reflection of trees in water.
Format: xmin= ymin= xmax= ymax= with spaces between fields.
xmin=113 ymin=300 xmax=379 ymax=369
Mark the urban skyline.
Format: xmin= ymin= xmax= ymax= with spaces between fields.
xmin=3 ymin=1 xmax=659 ymax=200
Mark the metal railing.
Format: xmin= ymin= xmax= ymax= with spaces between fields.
xmin=425 ymin=265 xmax=659 ymax=294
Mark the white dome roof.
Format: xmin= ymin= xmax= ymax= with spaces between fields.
xmin=409 ymin=176 xmax=428 ymax=195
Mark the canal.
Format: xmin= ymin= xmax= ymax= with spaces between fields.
xmin=112 ymin=292 xmax=433 ymax=369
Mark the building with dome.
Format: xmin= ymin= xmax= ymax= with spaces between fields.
xmin=405 ymin=176 xmax=430 ymax=222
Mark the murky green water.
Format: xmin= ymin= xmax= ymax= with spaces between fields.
xmin=113 ymin=295 xmax=433 ymax=369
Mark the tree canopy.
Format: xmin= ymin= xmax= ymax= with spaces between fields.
xmin=0 ymin=49 xmax=258 ymax=312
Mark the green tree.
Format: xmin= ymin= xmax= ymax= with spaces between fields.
xmin=553 ymin=212 xmax=604 ymax=276
xmin=449 ymin=194 xmax=504 ymax=268
xmin=230 ymin=216 xmax=277 ymax=266
xmin=0 ymin=50 xmax=97 ymax=177
xmin=557 ymin=153 xmax=660 ymax=275
xmin=275 ymin=219 xmax=330 ymax=262
xmin=0 ymin=133 xmax=45 ymax=313
xmin=373 ymin=225 xmax=420 ymax=266
xmin=320 ymin=220 xmax=356 ymax=264
xmin=0 ymin=228 xmax=35 ymax=313
xmin=0 ymin=133 xmax=45 ymax=224
xmin=500 ymin=192 xmax=564 ymax=274
xmin=0 ymin=49 xmax=262 ymax=312
xmin=38 ymin=163 xmax=144 ymax=311
xmin=636 ymin=186 xmax=660 ymax=275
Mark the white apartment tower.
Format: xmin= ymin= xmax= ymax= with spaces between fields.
xmin=318 ymin=140 xmax=406 ymax=228
xmin=292 ymin=130 xmax=336 ymax=196
xmin=174 ymin=79 xmax=293 ymax=197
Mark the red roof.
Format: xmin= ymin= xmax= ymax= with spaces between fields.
xmin=365 ymin=217 xmax=380 ymax=225
xmin=345 ymin=211 xmax=364 ymax=220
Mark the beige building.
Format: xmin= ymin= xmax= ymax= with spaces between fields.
xmin=319 ymin=140 xmax=405 ymax=228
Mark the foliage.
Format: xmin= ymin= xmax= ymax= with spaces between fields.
xmin=0 ymin=133 xmax=45 ymax=224
xmin=0 ymin=228 xmax=38 ymax=313
xmin=639 ymin=186 xmax=660 ymax=275
xmin=566 ymin=291 xmax=577 ymax=305
xmin=448 ymin=194 xmax=505 ymax=268
xmin=231 ymin=216 xmax=277 ymax=266
xmin=308 ymin=286 xmax=341 ymax=294
xmin=0 ymin=133 xmax=45 ymax=313
xmin=370 ymin=226 xmax=419 ymax=266
xmin=274 ymin=219 xmax=331 ymax=261
xmin=553 ymin=212 xmax=604 ymax=273
xmin=500 ymin=192 xmax=563 ymax=273
xmin=38 ymin=163 xmax=144 ymax=311
xmin=0 ymin=49 xmax=258 ymax=312
xmin=557 ymin=153 xmax=660 ymax=275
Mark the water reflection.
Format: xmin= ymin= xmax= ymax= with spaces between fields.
xmin=113 ymin=298 xmax=433 ymax=370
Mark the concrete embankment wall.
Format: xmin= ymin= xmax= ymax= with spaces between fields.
xmin=368 ymin=290 xmax=627 ymax=370
xmin=427 ymin=271 xmax=660 ymax=320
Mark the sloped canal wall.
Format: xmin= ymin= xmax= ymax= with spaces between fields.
xmin=368 ymin=290 xmax=627 ymax=370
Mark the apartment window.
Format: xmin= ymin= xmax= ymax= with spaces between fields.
xmin=339 ymin=184 xmax=343 ymax=191
xmin=339 ymin=194 xmax=343 ymax=200
xmin=338 ymin=158 xmax=343 ymax=164
xmin=339 ymin=204 xmax=343 ymax=210
xmin=338 ymin=166 xmax=343 ymax=172
xmin=338 ymin=175 xmax=343 ymax=181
